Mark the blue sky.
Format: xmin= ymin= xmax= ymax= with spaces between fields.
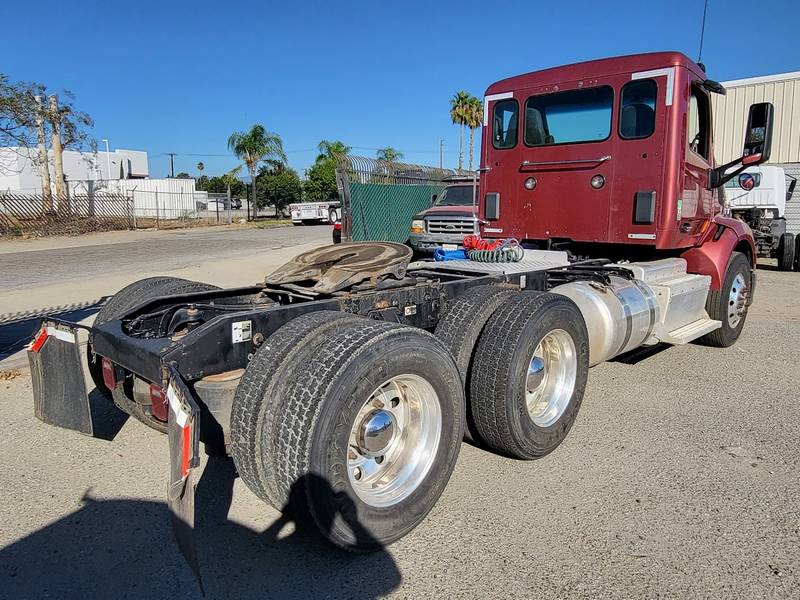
xmin=2 ymin=0 xmax=798 ymax=178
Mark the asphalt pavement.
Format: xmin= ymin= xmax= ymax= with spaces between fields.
xmin=0 ymin=265 xmax=798 ymax=599
xmin=0 ymin=224 xmax=331 ymax=367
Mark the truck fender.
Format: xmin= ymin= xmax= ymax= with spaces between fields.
xmin=681 ymin=217 xmax=756 ymax=291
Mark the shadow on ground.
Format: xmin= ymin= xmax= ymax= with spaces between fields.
xmin=0 ymin=457 xmax=402 ymax=599
xmin=0 ymin=301 xmax=105 ymax=362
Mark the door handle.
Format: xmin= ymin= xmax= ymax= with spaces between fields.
xmin=521 ymin=155 xmax=611 ymax=167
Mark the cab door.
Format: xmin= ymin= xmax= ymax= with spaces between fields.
xmin=515 ymin=82 xmax=615 ymax=243
xmin=480 ymin=94 xmax=522 ymax=239
xmin=680 ymin=80 xmax=715 ymax=245
xmin=608 ymin=76 xmax=666 ymax=244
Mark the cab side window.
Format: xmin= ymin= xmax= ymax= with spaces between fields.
xmin=687 ymin=86 xmax=710 ymax=160
xmin=619 ymin=79 xmax=657 ymax=139
xmin=492 ymin=99 xmax=518 ymax=149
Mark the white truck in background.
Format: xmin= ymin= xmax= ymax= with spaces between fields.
xmin=725 ymin=165 xmax=799 ymax=270
xmin=290 ymin=200 xmax=341 ymax=225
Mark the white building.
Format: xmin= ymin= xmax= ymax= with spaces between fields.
xmin=0 ymin=146 xmax=149 ymax=193
xmin=711 ymin=71 xmax=800 ymax=234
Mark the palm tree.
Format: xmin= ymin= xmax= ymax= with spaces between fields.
xmin=450 ymin=90 xmax=470 ymax=170
xmin=316 ymin=140 xmax=351 ymax=162
xmin=464 ymin=96 xmax=483 ymax=171
xmin=228 ymin=124 xmax=286 ymax=220
xmin=376 ymin=147 xmax=404 ymax=162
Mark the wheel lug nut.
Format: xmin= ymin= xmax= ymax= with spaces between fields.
xmin=353 ymin=467 xmax=362 ymax=480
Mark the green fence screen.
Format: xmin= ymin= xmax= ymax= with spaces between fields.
xmin=348 ymin=182 xmax=447 ymax=243
xmin=337 ymin=156 xmax=471 ymax=244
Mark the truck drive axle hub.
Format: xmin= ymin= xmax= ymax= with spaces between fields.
xmin=526 ymin=329 xmax=577 ymax=427
xmin=347 ymin=375 xmax=442 ymax=508
xmin=358 ymin=409 xmax=395 ymax=457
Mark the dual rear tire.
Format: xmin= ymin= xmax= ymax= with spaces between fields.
xmin=230 ymin=313 xmax=464 ymax=550
xmin=435 ymin=287 xmax=589 ymax=458
xmin=230 ymin=287 xmax=590 ymax=550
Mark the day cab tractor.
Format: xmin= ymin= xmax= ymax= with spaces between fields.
xmin=28 ymin=52 xmax=773 ymax=574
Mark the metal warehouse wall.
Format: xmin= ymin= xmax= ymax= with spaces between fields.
xmin=712 ymin=72 xmax=800 ymax=164
xmin=780 ymin=162 xmax=800 ymax=235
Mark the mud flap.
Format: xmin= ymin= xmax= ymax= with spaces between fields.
xmin=27 ymin=320 xmax=93 ymax=435
xmin=165 ymin=363 xmax=204 ymax=591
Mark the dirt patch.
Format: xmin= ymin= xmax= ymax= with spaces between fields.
xmin=0 ymin=369 xmax=22 ymax=381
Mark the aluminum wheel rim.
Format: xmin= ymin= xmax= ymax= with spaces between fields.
xmin=347 ymin=374 xmax=442 ymax=508
xmin=727 ymin=273 xmax=748 ymax=328
xmin=526 ymin=329 xmax=577 ymax=428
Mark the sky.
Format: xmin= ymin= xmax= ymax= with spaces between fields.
xmin=2 ymin=0 xmax=798 ymax=179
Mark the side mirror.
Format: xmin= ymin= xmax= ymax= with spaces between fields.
xmin=709 ymin=102 xmax=774 ymax=188
xmin=742 ymin=102 xmax=773 ymax=165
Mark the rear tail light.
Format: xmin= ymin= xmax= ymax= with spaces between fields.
xmin=150 ymin=384 xmax=168 ymax=422
xmin=101 ymin=358 xmax=117 ymax=390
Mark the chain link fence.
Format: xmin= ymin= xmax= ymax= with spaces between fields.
xmin=0 ymin=178 xmax=291 ymax=238
xmin=336 ymin=156 xmax=472 ymax=243
xmin=0 ymin=192 xmax=134 ymax=238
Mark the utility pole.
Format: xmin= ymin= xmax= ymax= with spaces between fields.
xmin=167 ymin=153 xmax=176 ymax=178
xmin=439 ymin=139 xmax=444 ymax=169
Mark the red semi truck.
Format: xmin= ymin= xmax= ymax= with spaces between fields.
xmin=28 ymin=52 xmax=771 ymax=570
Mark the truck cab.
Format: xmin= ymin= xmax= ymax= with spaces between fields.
xmin=479 ymin=51 xmax=771 ymax=289
xmin=408 ymin=181 xmax=479 ymax=253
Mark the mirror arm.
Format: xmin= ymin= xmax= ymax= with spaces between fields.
xmin=708 ymin=157 xmax=750 ymax=189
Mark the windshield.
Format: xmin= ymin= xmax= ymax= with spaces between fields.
xmin=434 ymin=186 xmax=476 ymax=206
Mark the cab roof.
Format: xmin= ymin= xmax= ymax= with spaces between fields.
xmin=485 ymin=51 xmax=705 ymax=95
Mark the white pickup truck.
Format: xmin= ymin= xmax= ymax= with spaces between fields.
xmin=290 ymin=200 xmax=341 ymax=225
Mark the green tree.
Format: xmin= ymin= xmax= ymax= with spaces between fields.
xmin=175 ymin=171 xmax=192 ymax=179
xmin=376 ymin=146 xmax=404 ymax=162
xmin=464 ymin=95 xmax=483 ymax=171
xmin=257 ymin=166 xmax=302 ymax=214
xmin=450 ymin=90 xmax=470 ymax=170
xmin=228 ymin=124 xmax=286 ymax=219
xmin=303 ymin=139 xmax=350 ymax=202
xmin=304 ymin=157 xmax=338 ymax=202
xmin=316 ymin=139 xmax=351 ymax=161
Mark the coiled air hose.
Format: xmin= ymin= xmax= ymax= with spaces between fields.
xmin=467 ymin=245 xmax=524 ymax=262
xmin=463 ymin=235 xmax=524 ymax=263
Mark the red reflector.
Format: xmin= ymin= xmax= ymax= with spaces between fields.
xmin=29 ymin=328 xmax=49 ymax=353
xmin=182 ymin=424 xmax=191 ymax=477
xmin=333 ymin=222 xmax=342 ymax=231
xmin=150 ymin=384 xmax=168 ymax=422
xmin=101 ymin=358 xmax=117 ymax=390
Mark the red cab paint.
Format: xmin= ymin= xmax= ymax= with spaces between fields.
xmin=479 ymin=52 xmax=756 ymax=287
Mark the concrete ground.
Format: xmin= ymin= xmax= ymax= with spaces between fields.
xmin=0 ymin=224 xmax=331 ymax=370
xmin=0 ymin=224 xmax=331 ymax=319
xmin=0 ymin=257 xmax=797 ymax=599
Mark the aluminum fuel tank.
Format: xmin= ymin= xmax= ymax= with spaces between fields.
xmin=552 ymin=276 xmax=660 ymax=366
